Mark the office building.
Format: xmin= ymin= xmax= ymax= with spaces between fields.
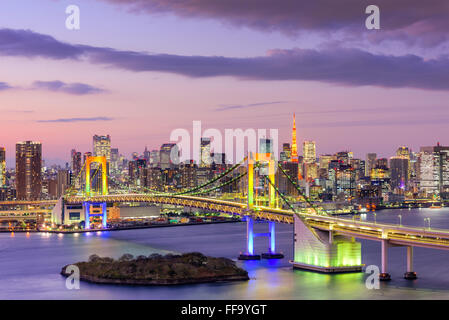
xmin=0 ymin=147 xmax=5 ymax=187
xmin=303 ymin=141 xmax=316 ymax=164
xmin=16 ymin=141 xmax=42 ymax=200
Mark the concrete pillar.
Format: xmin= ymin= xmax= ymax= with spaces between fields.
xmin=238 ymin=216 xmax=260 ymax=260
xmin=247 ymin=216 xmax=254 ymax=255
xmin=380 ymin=239 xmax=391 ymax=281
xmin=102 ymin=202 xmax=107 ymax=228
xmin=84 ymin=202 xmax=90 ymax=230
xmin=269 ymin=221 xmax=275 ymax=253
xmin=329 ymin=230 xmax=333 ymax=244
xmin=404 ymin=246 xmax=417 ymax=279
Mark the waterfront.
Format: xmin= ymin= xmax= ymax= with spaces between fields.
xmin=2 ymin=208 xmax=449 ymax=299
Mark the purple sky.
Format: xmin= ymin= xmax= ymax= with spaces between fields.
xmin=0 ymin=0 xmax=448 ymax=166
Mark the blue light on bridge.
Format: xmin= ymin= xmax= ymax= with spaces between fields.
xmin=247 ymin=217 xmax=254 ymax=255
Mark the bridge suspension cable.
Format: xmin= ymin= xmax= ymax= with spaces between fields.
xmin=170 ymin=157 xmax=247 ymax=196
xmin=64 ymin=160 xmax=88 ymax=196
xmin=262 ymin=175 xmax=322 ymax=236
xmin=276 ymin=163 xmax=323 ymax=216
xmin=188 ymin=172 xmax=247 ymax=196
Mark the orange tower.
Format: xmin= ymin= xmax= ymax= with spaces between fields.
xmin=291 ymin=113 xmax=298 ymax=163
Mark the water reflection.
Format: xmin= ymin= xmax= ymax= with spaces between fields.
xmin=1 ymin=209 xmax=449 ymax=299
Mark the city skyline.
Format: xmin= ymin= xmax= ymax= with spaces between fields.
xmin=1 ymin=1 xmax=449 ymax=165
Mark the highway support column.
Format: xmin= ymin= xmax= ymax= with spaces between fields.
xmin=404 ymin=246 xmax=417 ymax=280
xmin=379 ymin=239 xmax=391 ymax=281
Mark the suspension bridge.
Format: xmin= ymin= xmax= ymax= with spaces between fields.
xmin=4 ymin=153 xmax=449 ymax=280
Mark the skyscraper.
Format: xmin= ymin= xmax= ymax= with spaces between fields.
xmin=0 ymin=147 xmax=5 ymax=187
xmin=200 ymin=137 xmax=211 ymax=167
xmin=291 ymin=113 xmax=298 ymax=163
xmin=303 ymin=141 xmax=316 ymax=164
xmin=149 ymin=150 xmax=160 ymax=168
xmin=365 ymin=153 xmax=377 ymax=177
xmin=70 ymin=149 xmax=82 ymax=177
xmin=259 ymin=138 xmax=273 ymax=154
xmin=280 ymin=143 xmax=291 ymax=162
xmin=419 ymin=144 xmax=449 ymax=196
xmin=110 ymin=148 xmax=119 ymax=172
xmin=56 ymin=169 xmax=71 ymax=198
xmin=16 ymin=141 xmax=42 ymax=200
xmin=160 ymin=143 xmax=179 ymax=169
xmin=93 ymin=135 xmax=111 ymax=162
xmin=390 ymin=156 xmax=409 ymax=192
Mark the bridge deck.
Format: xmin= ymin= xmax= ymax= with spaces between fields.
xmin=5 ymin=194 xmax=449 ymax=250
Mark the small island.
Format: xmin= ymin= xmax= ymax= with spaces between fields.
xmin=61 ymin=252 xmax=249 ymax=285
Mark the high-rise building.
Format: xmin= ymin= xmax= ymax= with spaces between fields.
xmin=419 ymin=144 xmax=449 ymax=196
xmin=180 ymin=161 xmax=197 ymax=189
xmin=129 ymin=159 xmax=147 ymax=186
xmin=291 ymin=113 xmax=298 ymax=163
xmin=396 ymin=146 xmax=410 ymax=159
xmin=110 ymin=148 xmax=119 ymax=172
xmin=160 ymin=143 xmax=179 ymax=170
xmin=280 ymin=143 xmax=291 ymax=162
xmin=211 ymin=153 xmax=226 ymax=165
xmin=16 ymin=141 xmax=42 ymax=200
xmin=149 ymin=150 xmax=160 ymax=168
xmin=375 ymin=158 xmax=388 ymax=169
xmin=70 ymin=149 xmax=82 ymax=176
xmin=365 ymin=153 xmax=377 ymax=177
xmin=143 ymin=147 xmax=150 ymax=161
xmin=0 ymin=147 xmax=5 ymax=187
xmin=93 ymin=135 xmax=111 ymax=162
xmin=303 ymin=141 xmax=316 ymax=164
xmin=336 ymin=151 xmax=351 ymax=166
xmin=259 ymin=138 xmax=273 ymax=154
xmin=57 ymin=169 xmax=71 ymax=198
xmin=200 ymin=137 xmax=211 ymax=167
xmin=390 ymin=156 xmax=409 ymax=192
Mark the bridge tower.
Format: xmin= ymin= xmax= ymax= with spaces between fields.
xmin=85 ymin=156 xmax=108 ymax=196
xmin=239 ymin=152 xmax=283 ymax=260
xmin=83 ymin=156 xmax=108 ymax=229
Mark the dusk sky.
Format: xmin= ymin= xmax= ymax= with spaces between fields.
xmin=1 ymin=0 xmax=449 ymax=166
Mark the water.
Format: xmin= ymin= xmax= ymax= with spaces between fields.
xmin=2 ymin=208 xmax=449 ymax=299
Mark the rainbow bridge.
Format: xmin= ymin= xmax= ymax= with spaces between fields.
xmin=15 ymin=154 xmax=449 ymax=280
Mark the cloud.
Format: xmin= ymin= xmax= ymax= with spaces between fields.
xmin=216 ymin=101 xmax=288 ymax=111
xmin=2 ymin=29 xmax=449 ymax=90
xmin=0 ymin=82 xmax=13 ymax=91
xmin=32 ymin=80 xmax=105 ymax=95
xmin=98 ymin=0 xmax=449 ymax=47
xmin=37 ymin=117 xmax=114 ymax=123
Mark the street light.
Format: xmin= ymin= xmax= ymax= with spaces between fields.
xmin=398 ymin=214 xmax=402 ymax=226
xmin=373 ymin=213 xmax=377 ymax=224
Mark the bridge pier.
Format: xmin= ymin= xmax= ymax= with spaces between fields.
xmin=238 ymin=217 xmax=284 ymax=260
xmin=261 ymin=221 xmax=284 ymax=259
xmin=238 ymin=216 xmax=260 ymax=260
xmin=83 ymin=201 xmax=108 ymax=230
xmin=379 ymin=239 xmax=391 ymax=281
xmin=404 ymin=246 xmax=417 ymax=280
